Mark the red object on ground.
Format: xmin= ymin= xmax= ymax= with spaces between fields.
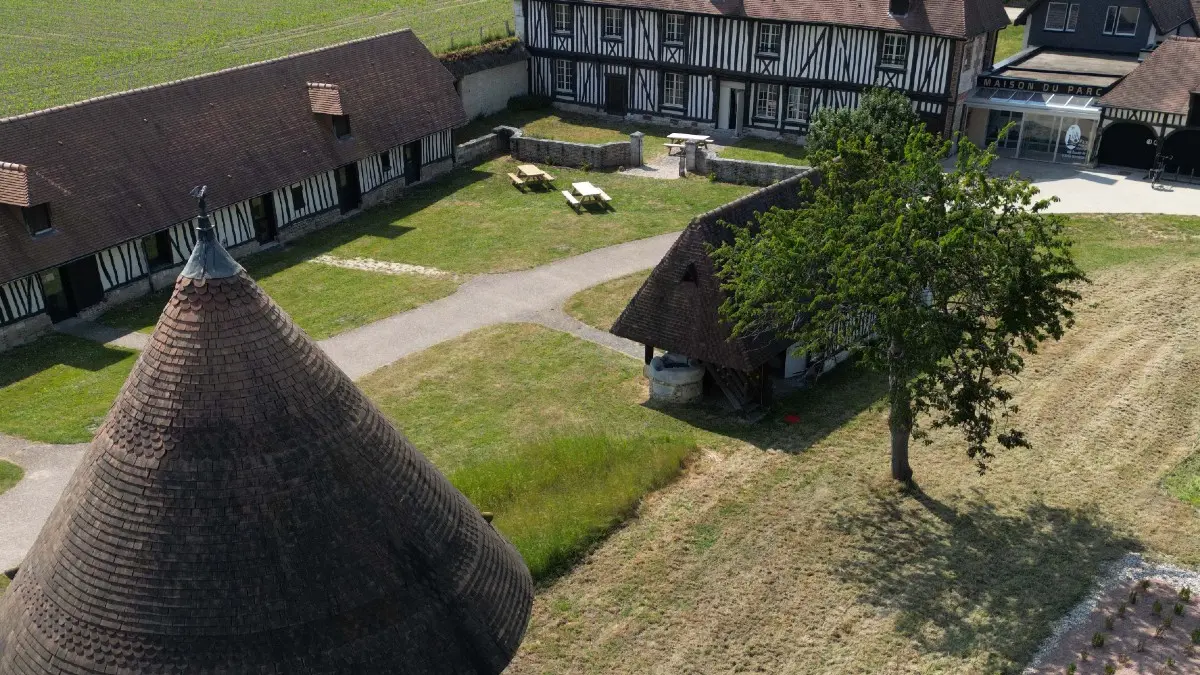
xmin=783 ymin=414 xmax=801 ymax=425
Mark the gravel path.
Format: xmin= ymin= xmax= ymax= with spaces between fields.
xmin=53 ymin=317 xmax=149 ymax=351
xmin=0 ymin=434 xmax=87 ymax=572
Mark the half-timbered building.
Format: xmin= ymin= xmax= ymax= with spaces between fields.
xmin=515 ymin=0 xmax=1010 ymax=138
xmin=0 ymin=29 xmax=465 ymax=349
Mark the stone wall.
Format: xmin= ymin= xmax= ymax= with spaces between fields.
xmin=455 ymin=133 xmax=506 ymax=167
xmin=509 ymin=130 xmax=638 ymax=169
xmin=692 ymin=148 xmax=811 ymax=187
xmin=459 ymin=60 xmax=529 ymax=120
xmin=0 ymin=313 xmax=52 ymax=352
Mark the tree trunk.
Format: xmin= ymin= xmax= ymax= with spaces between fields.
xmin=888 ymin=339 xmax=914 ymax=483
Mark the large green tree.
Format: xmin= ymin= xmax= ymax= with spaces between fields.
xmin=711 ymin=127 xmax=1086 ymax=482
xmin=806 ymin=87 xmax=922 ymax=161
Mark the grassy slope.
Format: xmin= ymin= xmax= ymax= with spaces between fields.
xmin=995 ymin=23 xmax=1027 ymax=62
xmin=0 ymin=460 xmax=23 ymax=496
xmin=0 ymin=0 xmax=513 ymax=118
xmin=0 ymin=335 xmax=139 ymax=443
xmin=716 ymin=137 xmax=810 ymax=166
xmin=565 ymin=270 xmax=650 ymax=332
xmin=359 ymin=323 xmax=700 ymax=579
xmin=509 ymin=214 xmax=1200 ymax=673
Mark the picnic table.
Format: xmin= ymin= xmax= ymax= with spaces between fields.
xmin=563 ymin=181 xmax=612 ymax=212
xmin=665 ymin=133 xmax=713 ymax=155
xmin=509 ymin=164 xmax=554 ymax=188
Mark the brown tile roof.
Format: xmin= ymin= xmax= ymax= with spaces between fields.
xmin=0 ymin=162 xmax=30 ymax=208
xmin=611 ymin=169 xmax=821 ymax=372
xmin=0 ymin=227 xmax=534 ymax=673
xmin=1099 ymin=36 xmax=1200 ymax=115
xmin=577 ymin=0 xmax=1010 ymax=38
xmin=0 ymin=29 xmax=465 ymax=285
xmin=307 ymin=82 xmax=346 ymax=115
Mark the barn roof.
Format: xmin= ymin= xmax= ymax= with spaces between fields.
xmin=0 ymin=216 xmax=533 ymax=673
xmin=574 ymin=0 xmax=1010 ymax=39
xmin=611 ymin=169 xmax=820 ymax=372
xmin=0 ymin=29 xmax=465 ymax=286
xmin=1099 ymin=36 xmax=1200 ymax=115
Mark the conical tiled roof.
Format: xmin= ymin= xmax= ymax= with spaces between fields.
xmin=0 ymin=210 xmax=533 ymax=673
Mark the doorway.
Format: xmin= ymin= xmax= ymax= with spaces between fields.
xmin=336 ymin=164 xmax=362 ymax=214
xmin=250 ymin=195 xmax=278 ymax=243
xmin=39 ymin=257 xmax=104 ymax=322
xmin=604 ymin=74 xmax=628 ymax=115
xmin=718 ymin=82 xmax=745 ymax=133
xmin=403 ymin=141 xmax=422 ymax=185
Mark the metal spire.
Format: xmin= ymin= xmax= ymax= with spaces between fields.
xmin=180 ymin=185 xmax=243 ymax=280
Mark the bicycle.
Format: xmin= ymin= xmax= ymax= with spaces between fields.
xmin=1148 ymin=154 xmax=1173 ymax=188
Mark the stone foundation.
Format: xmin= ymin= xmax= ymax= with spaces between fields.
xmin=0 ymin=313 xmax=52 ymax=352
xmin=456 ymin=133 xmax=506 ymax=167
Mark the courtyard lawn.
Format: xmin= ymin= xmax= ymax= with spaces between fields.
xmin=99 ymin=245 xmax=458 ymax=337
xmin=565 ymin=270 xmax=650 ymax=332
xmin=1164 ymin=451 xmax=1200 ymax=506
xmin=716 ymin=137 xmax=810 ymax=166
xmin=0 ymin=0 xmax=514 ymax=118
xmin=306 ymin=158 xmax=753 ymax=274
xmin=0 ymin=460 xmax=22 ymax=497
xmin=995 ymin=23 xmax=1027 ymax=62
xmin=0 ymin=335 xmax=139 ymax=444
xmin=359 ymin=323 xmax=700 ymax=580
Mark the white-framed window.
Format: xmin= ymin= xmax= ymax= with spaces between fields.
xmin=1045 ymin=2 xmax=1081 ymax=31
xmin=757 ymin=23 xmax=782 ymax=55
xmin=786 ymin=86 xmax=812 ymax=122
xmin=881 ymin=33 xmax=909 ymax=69
xmin=755 ymin=84 xmax=780 ymax=120
xmin=553 ymin=3 xmax=572 ymax=34
xmin=554 ymin=59 xmax=574 ymax=94
xmin=603 ymin=7 xmax=623 ymax=38
xmin=664 ymin=14 xmax=686 ymax=44
xmin=663 ymin=72 xmax=686 ymax=109
xmin=1103 ymin=5 xmax=1139 ymax=35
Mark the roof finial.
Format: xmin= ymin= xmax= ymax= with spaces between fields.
xmin=180 ymin=184 xmax=242 ymax=280
xmin=190 ymin=184 xmax=215 ymax=241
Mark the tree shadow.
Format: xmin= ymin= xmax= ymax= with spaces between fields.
xmin=829 ymin=486 xmax=1139 ymax=671
xmin=647 ymin=363 xmax=888 ymax=454
xmin=0 ymin=333 xmax=132 ymax=389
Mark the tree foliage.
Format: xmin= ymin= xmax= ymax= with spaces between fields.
xmin=711 ymin=125 xmax=1086 ymax=480
xmin=806 ymin=88 xmax=922 ymax=162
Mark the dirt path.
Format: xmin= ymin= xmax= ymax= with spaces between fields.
xmin=507 ymin=261 xmax=1200 ymax=674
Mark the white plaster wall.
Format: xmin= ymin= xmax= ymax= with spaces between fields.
xmin=459 ymin=60 xmax=528 ymax=120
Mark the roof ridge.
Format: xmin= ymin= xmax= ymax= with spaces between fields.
xmin=0 ymin=27 xmax=417 ymax=125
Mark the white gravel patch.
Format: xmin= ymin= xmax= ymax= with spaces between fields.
xmin=1022 ymin=552 xmax=1200 ymax=673
xmin=308 ymin=255 xmax=453 ymax=278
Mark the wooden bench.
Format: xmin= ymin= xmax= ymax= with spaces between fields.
xmin=597 ymin=190 xmax=613 ymax=207
xmin=663 ymin=143 xmax=685 ymax=156
xmin=562 ymin=190 xmax=582 ymax=212
xmin=507 ymin=173 xmax=526 ymax=188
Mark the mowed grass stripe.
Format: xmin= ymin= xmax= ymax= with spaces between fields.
xmin=0 ymin=0 xmax=513 ymax=118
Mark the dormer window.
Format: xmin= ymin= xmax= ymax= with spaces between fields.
xmin=22 ymin=203 xmax=52 ymax=236
xmin=331 ymin=115 xmax=352 ymax=139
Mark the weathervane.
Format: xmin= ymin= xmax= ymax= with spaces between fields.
xmin=190 ymin=185 xmax=213 ymax=236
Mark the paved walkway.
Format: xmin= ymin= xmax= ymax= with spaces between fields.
xmin=994 ymin=158 xmax=1200 ymax=215
xmin=0 ymin=435 xmax=87 ymax=571
xmin=54 ymin=317 xmax=149 ymax=351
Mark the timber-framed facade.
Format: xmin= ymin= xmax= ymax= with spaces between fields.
xmin=516 ymin=0 xmax=1010 ymax=138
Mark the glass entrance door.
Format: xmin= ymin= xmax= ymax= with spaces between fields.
xmin=985 ymin=109 xmax=1022 ymax=158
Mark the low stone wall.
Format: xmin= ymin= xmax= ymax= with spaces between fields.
xmin=690 ymin=166 xmax=822 ymax=229
xmin=456 ymin=133 xmax=505 ymax=167
xmin=693 ymin=149 xmax=810 ymax=187
xmin=0 ymin=313 xmax=52 ymax=352
xmin=508 ymin=128 xmax=639 ymax=169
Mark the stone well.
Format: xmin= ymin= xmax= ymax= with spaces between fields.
xmin=645 ymin=353 xmax=705 ymax=403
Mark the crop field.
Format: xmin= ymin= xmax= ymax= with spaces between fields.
xmin=0 ymin=0 xmax=513 ymax=118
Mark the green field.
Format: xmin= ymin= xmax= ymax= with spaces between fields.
xmin=0 ymin=460 xmax=23 ymax=497
xmin=0 ymin=0 xmax=513 ymax=118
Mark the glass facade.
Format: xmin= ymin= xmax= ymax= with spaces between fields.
xmin=969 ymin=87 xmax=1100 ymax=165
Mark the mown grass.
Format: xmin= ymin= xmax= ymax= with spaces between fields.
xmin=0 ymin=0 xmax=514 ymax=118
xmin=717 ymin=136 xmax=810 ymax=166
xmin=565 ymin=270 xmax=650 ymax=332
xmin=0 ymin=335 xmax=139 ymax=443
xmin=1164 ymin=451 xmax=1200 ymax=506
xmin=0 ymin=460 xmax=23 ymax=496
xmin=995 ymin=22 xmax=1027 ymax=62
xmin=100 ymin=245 xmax=458 ymax=337
xmin=454 ymin=109 xmax=683 ymax=162
xmin=1065 ymin=213 xmax=1200 ymax=272
xmin=359 ymin=323 xmax=701 ymax=580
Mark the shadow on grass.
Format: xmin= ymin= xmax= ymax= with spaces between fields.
xmin=830 ymin=486 xmax=1138 ymax=671
xmin=649 ymin=363 xmax=888 ymax=454
xmin=0 ymin=334 xmax=131 ymax=389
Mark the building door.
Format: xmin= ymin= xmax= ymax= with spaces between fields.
xmin=336 ymin=164 xmax=362 ymax=214
xmin=1162 ymin=130 xmax=1200 ymax=176
xmin=39 ymin=269 xmax=73 ymax=322
xmin=718 ymin=83 xmax=745 ymax=132
xmin=728 ymin=91 xmax=739 ymax=130
xmin=403 ymin=141 xmax=422 ymax=185
xmin=604 ymin=75 xmax=628 ymax=115
xmin=40 ymin=257 xmax=104 ymax=322
xmin=250 ymin=195 xmax=278 ymax=244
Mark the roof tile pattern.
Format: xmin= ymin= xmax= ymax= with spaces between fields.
xmin=0 ymin=237 xmax=533 ymax=673
xmin=0 ymin=162 xmax=30 ymax=207
xmin=611 ymin=169 xmax=821 ymax=371
xmin=1099 ymin=36 xmax=1200 ymax=115
xmin=0 ymin=29 xmax=465 ymax=286
xmin=575 ymin=0 xmax=1010 ymax=38
xmin=307 ymin=82 xmax=346 ymax=115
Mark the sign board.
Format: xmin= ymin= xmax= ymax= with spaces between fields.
xmin=977 ymin=75 xmax=1112 ymax=97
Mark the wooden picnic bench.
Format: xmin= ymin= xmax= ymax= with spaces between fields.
xmin=565 ymin=181 xmax=612 ymax=212
xmin=663 ymin=143 xmax=686 ymax=156
xmin=507 ymin=172 xmax=526 ymax=188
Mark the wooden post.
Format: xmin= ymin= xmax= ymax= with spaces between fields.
xmin=644 ymin=344 xmax=654 ymax=365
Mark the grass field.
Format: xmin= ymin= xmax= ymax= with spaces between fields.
xmin=565 ymin=270 xmax=650 ymax=332
xmin=0 ymin=0 xmax=513 ymax=118
xmin=716 ymin=137 xmax=810 ymax=166
xmin=1164 ymin=451 xmax=1200 ymax=506
xmin=359 ymin=323 xmax=700 ymax=580
xmin=995 ymin=23 xmax=1027 ymax=62
xmin=0 ymin=460 xmax=23 ymax=497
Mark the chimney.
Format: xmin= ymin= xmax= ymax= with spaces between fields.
xmin=890 ymin=0 xmax=911 ymax=17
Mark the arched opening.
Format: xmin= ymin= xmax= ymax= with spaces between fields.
xmin=1162 ymin=129 xmax=1200 ymax=177
xmin=1097 ymin=122 xmax=1156 ymax=170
